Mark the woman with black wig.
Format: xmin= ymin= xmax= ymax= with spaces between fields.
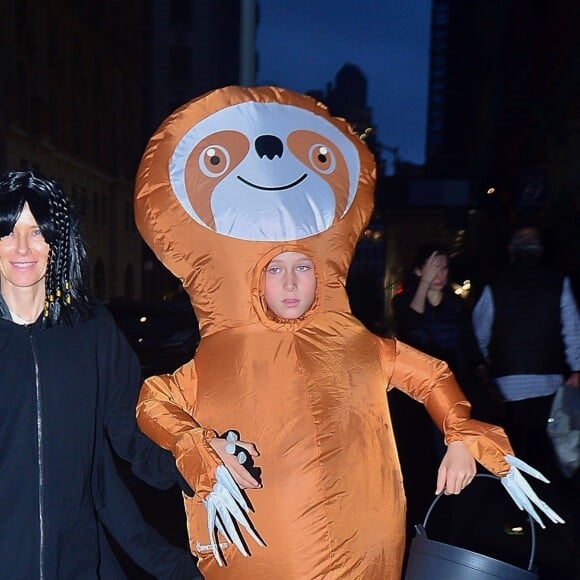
xmin=0 ymin=170 xmax=200 ymax=578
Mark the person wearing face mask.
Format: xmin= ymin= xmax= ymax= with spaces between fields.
xmin=472 ymin=226 xmax=579 ymax=467
xmin=472 ymin=225 xmax=580 ymax=578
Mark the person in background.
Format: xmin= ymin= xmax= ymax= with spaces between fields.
xmin=392 ymin=242 xmax=497 ymax=422
xmin=472 ymin=226 xmax=579 ymax=468
xmin=391 ymin=241 xmax=500 ymax=558
xmin=472 ymin=224 xmax=580 ymax=578
xmin=0 ymin=170 xmax=201 ymax=579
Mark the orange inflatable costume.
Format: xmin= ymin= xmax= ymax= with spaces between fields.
xmin=135 ymin=86 xmax=562 ymax=579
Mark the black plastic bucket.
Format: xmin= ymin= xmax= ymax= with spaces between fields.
xmin=404 ymin=474 xmax=538 ymax=580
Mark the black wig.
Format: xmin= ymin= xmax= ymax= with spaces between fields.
xmin=0 ymin=170 xmax=92 ymax=326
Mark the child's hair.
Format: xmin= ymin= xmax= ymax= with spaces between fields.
xmin=0 ymin=170 xmax=93 ymax=326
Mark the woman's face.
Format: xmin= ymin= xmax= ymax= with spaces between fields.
xmin=0 ymin=202 xmax=50 ymax=294
xmin=417 ymin=253 xmax=449 ymax=290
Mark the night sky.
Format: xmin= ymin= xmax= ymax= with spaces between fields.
xmin=255 ymin=1 xmax=432 ymax=167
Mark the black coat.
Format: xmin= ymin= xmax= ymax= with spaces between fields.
xmin=488 ymin=263 xmax=565 ymax=376
xmin=392 ymin=287 xmax=484 ymax=380
xmin=0 ymin=301 xmax=197 ymax=579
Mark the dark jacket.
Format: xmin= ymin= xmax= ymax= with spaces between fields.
xmin=0 ymin=300 xmax=198 ymax=579
xmin=488 ymin=262 xmax=566 ymax=376
xmin=392 ymin=285 xmax=498 ymax=421
xmin=392 ymin=286 xmax=484 ymax=381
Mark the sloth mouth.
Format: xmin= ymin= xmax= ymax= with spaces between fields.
xmin=237 ymin=173 xmax=307 ymax=191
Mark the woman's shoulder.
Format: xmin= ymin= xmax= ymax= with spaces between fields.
xmin=66 ymin=300 xmax=117 ymax=334
xmin=92 ymin=300 xmax=125 ymax=333
xmin=90 ymin=300 xmax=110 ymax=317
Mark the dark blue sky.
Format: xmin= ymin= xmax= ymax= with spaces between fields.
xmin=255 ymin=1 xmax=432 ymax=168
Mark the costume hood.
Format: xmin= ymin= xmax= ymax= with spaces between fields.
xmin=135 ymin=86 xmax=376 ymax=336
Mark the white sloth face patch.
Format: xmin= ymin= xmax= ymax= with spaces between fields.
xmin=169 ymin=101 xmax=361 ymax=241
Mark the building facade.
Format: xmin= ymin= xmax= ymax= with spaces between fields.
xmin=0 ymin=0 xmax=146 ymax=301
xmin=423 ymin=0 xmax=580 ymax=291
xmin=140 ymin=0 xmax=255 ymax=300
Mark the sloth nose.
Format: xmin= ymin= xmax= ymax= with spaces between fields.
xmin=255 ymin=135 xmax=283 ymax=159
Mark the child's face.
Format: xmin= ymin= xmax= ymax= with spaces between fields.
xmin=264 ymin=252 xmax=317 ymax=319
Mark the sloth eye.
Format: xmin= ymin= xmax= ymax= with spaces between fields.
xmin=199 ymin=145 xmax=231 ymax=177
xmin=308 ymin=144 xmax=336 ymax=174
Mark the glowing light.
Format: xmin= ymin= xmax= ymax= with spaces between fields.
xmin=505 ymin=525 xmax=525 ymax=536
xmin=487 ymin=187 xmax=495 ymax=195
xmin=452 ymin=281 xmax=472 ymax=299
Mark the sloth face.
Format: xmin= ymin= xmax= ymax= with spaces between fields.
xmin=169 ymin=101 xmax=361 ymax=241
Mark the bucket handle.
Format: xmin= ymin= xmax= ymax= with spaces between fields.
xmin=419 ymin=473 xmax=536 ymax=572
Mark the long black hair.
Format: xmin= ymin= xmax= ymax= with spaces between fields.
xmin=0 ymin=170 xmax=92 ymax=326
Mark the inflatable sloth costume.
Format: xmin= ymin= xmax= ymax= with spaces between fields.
xmin=135 ymin=86 xmax=561 ymax=579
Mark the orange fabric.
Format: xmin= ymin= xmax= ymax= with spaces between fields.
xmin=135 ymin=86 xmax=513 ymax=579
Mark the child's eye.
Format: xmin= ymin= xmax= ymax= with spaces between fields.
xmin=267 ymin=267 xmax=281 ymax=274
xmin=296 ymin=264 xmax=312 ymax=272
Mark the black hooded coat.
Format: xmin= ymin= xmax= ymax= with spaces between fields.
xmin=0 ymin=300 xmax=196 ymax=579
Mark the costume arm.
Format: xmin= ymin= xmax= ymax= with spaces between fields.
xmin=137 ymin=363 xmax=265 ymax=564
xmin=136 ymin=361 xmax=221 ymax=498
xmin=377 ymin=337 xmax=564 ymax=527
xmin=380 ymin=337 xmax=512 ymax=475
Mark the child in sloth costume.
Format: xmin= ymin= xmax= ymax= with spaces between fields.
xmin=135 ymin=86 xmax=562 ymax=579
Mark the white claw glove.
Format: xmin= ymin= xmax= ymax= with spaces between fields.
xmin=203 ymin=465 xmax=265 ymax=566
xmin=501 ymin=455 xmax=565 ymax=529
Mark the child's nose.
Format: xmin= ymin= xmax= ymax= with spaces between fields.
xmin=283 ymin=272 xmax=297 ymax=291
